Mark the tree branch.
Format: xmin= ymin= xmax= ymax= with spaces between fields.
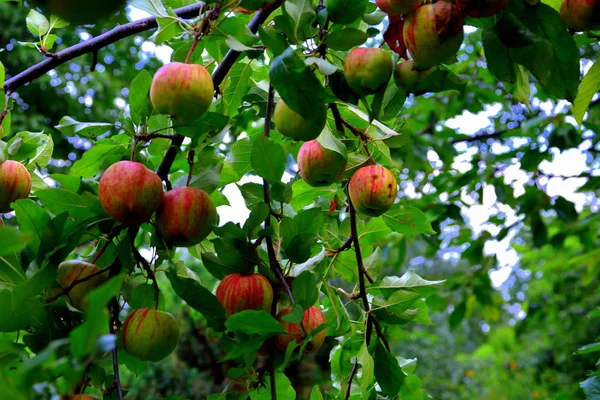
xmin=4 ymin=3 xmax=206 ymax=93
xmin=107 ymin=257 xmax=124 ymax=400
xmin=451 ymin=128 xmax=510 ymax=144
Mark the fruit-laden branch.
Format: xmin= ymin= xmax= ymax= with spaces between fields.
xmin=4 ymin=3 xmax=206 ymax=93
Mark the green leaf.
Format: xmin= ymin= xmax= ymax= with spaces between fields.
xmin=35 ymin=189 xmax=94 ymax=221
xmin=129 ymin=70 xmax=153 ymax=125
xmin=310 ymin=386 xmax=324 ymax=400
xmin=26 ymin=10 xmax=49 ymax=36
xmin=368 ymin=270 xmax=445 ymax=298
xmin=575 ymin=342 xmax=600 ymax=355
xmin=375 ymin=341 xmax=405 ymax=396
xmin=259 ymin=26 xmax=289 ymax=56
xmin=251 ymin=136 xmax=285 ymax=184
xmin=0 ymin=226 xmax=32 ymax=256
xmin=221 ymin=61 xmax=254 ymax=116
xmin=225 ymin=310 xmax=285 ymax=336
xmin=317 ymin=125 xmax=347 ymax=158
xmin=49 ymin=14 xmax=70 ymax=29
xmin=357 ymin=341 xmax=375 ymax=392
xmin=573 ymin=57 xmax=600 ymax=125
xmin=580 ymin=376 xmax=600 ymax=400
xmin=201 ymin=252 xmax=246 ymax=280
xmin=285 ymin=233 xmax=316 ymax=264
xmin=292 ymin=271 xmax=319 ymax=309
xmin=449 ymin=300 xmax=466 ymax=329
xmin=250 ymin=372 xmax=296 ymax=400
xmin=54 ymin=117 xmax=113 ymax=138
xmin=553 ymin=196 xmax=577 ymax=223
xmin=383 ymin=205 xmax=436 ymax=235
xmin=243 ymin=202 xmax=270 ymax=234
xmin=326 ymin=28 xmax=368 ymax=51
xmin=13 ymin=199 xmax=51 ymax=254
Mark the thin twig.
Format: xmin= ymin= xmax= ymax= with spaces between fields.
xmin=344 ymin=359 xmax=359 ymax=400
xmin=134 ymin=133 xmax=179 ymax=142
xmin=91 ymin=225 xmax=124 ymax=264
xmin=107 ymin=258 xmax=124 ymax=400
xmin=130 ymin=231 xmax=159 ymax=310
xmin=48 ymin=265 xmax=112 ymax=303
xmin=186 ymin=149 xmax=195 ymax=186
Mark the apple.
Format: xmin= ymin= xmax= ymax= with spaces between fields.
xmin=403 ymin=2 xmax=464 ymax=69
xmin=560 ymin=0 xmax=600 ymax=31
xmin=377 ymin=0 xmax=422 ymax=15
xmin=98 ymin=161 xmax=164 ymax=224
xmin=216 ymin=273 xmax=274 ymax=317
xmin=29 ymin=0 xmax=125 ymax=24
xmin=150 ymin=62 xmax=214 ymax=125
xmin=348 ymin=165 xmax=398 ymax=217
xmin=343 ymin=48 xmax=393 ymax=96
xmin=156 ymin=186 xmax=217 ymax=247
xmin=275 ymin=306 xmax=327 ymax=352
xmin=57 ymin=260 xmax=106 ymax=310
xmin=394 ymin=59 xmax=434 ymax=93
xmin=122 ymin=308 xmax=180 ymax=362
xmin=273 ymin=100 xmax=326 ymax=141
xmin=455 ymin=0 xmax=508 ymax=18
xmin=297 ymin=140 xmax=347 ymax=187
xmin=0 ymin=160 xmax=32 ymax=212
xmin=61 ymin=395 xmax=100 ymax=400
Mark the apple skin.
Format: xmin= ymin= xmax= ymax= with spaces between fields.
xmin=348 ymin=165 xmax=398 ymax=217
xmin=403 ymin=2 xmax=465 ymax=69
xmin=57 ymin=260 xmax=106 ymax=311
xmin=376 ymin=0 xmax=422 ymax=15
xmin=275 ymin=306 xmax=327 ymax=352
xmin=343 ymin=48 xmax=393 ymax=96
xmin=560 ymin=0 xmax=600 ymax=31
xmin=273 ymin=100 xmax=326 ymax=141
xmin=98 ymin=161 xmax=164 ymax=225
xmin=29 ymin=0 xmax=125 ymax=24
xmin=393 ymin=59 xmax=434 ymax=92
xmin=216 ymin=273 xmax=274 ymax=317
xmin=150 ymin=62 xmax=214 ymax=125
xmin=455 ymin=0 xmax=508 ymax=18
xmin=122 ymin=308 xmax=180 ymax=362
xmin=61 ymin=395 xmax=100 ymax=400
xmin=297 ymin=140 xmax=347 ymax=187
xmin=0 ymin=160 xmax=32 ymax=212
xmin=156 ymin=187 xmax=217 ymax=247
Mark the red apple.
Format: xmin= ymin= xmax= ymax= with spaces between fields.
xmin=394 ymin=59 xmax=434 ymax=92
xmin=57 ymin=260 xmax=106 ymax=310
xmin=377 ymin=0 xmax=422 ymax=15
xmin=275 ymin=306 xmax=327 ymax=352
xmin=297 ymin=140 xmax=347 ymax=187
xmin=348 ymin=165 xmax=398 ymax=217
xmin=29 ymin=0 xmax=125 ymax=24
xmin=150 ymin=62 xmax=214 ymax=125
xmin=273 ymin=100 xmax=326 ymax=141
xmin=216 ymin=273 xmax=274 ymax=317
xmin=98 ymin=161 xmax=164 ymax=224
xmin=122 ymin=308 xmax=180 ymax=362
xmin=0 ymin=160 xmax=32 ymax=212
xmin=156 ymin=186 xmax=217 ymax=247
xmin=455 ymin=0 xmax=508 ymax=18
xmin=343 ymin=48 xmax=393 ymax=96
xmin=560 ymin=0 xmax=600 ymax=31
xmin=61 ymin=395 xmax=100 ymax=400
xmin=403 ymin=2 xmax=464 ymax=69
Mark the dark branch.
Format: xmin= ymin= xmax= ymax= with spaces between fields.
xmin=107 ymin=257 xmax=124 ymax=400
xmin=451 ymin=128 xmax=510 ymax=144
xmin=344 ymin=359 xmax=359 ymax=400
xmin=135 ymin=133 xmax=179 ymax=142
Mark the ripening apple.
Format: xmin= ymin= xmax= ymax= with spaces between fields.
xmin=560 ymin=0 xmax=600 ymax=31
xmin=29 ymin=0 xmax=125 ymax=24
xmin=0 ymin=160 xmax=32 ymax=212
xmin=297 ymin=140 xmax=347 ymax=187
xmin=273 ymin=100 xmax=326 ymax=141
xmin=156 ymin=186 xmax=217 ymax=247
xmin=275 ymin=306 xmax=327 ymax=352
xmin=216 ymin=273 xmax=274 ymax=317
xmin=98 ymin=161 xmax=164 ymax=224
xmin=150 ymin=62 xmax=214 ymax=125
xmin=61 ymin=394 xmax=100 ymax=400
xmin=394 ymin=59 xmax=434 ymax=93
xmin=348 ymin=165 xmax=398 ymax=217
xmin=57 ymin=260 xmax=107 ymax=310
xmin=343 ymin=48 xmax=393 ymax=96
xmin=403 ymin=2 xmax=465 ymax=68
xmin=122 ymin=308 xmax=180 ymax=362
xmin=377 ymin=0 xmax=422 ymax=15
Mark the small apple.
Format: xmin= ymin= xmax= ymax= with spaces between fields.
xmin=275 ymin=306 xmax=327 ymax=352
xmin=297 ymin=140 xmax=347 ymax=187
xmin=273 ymin=100 xmax=326 ymax=141
xmin=98 ymin=161 xmax=164 ymax=224
xmin=57 ymin=260 xmax=106 ymax=310
xmin=560 ymin=0 xmax=600 ymax=31
xmin=377 ymin=0 xmax=422 ymax=15
xmin=216 ymin=273 xmax=274 ymax=317
xmin=122 ymin=308 xmax=180 ymax=362
xmin=0 ymin=160 xmax=32 ymax=212
xmin=343 ymin=48 xmax=393 ymax=96
xmin=156 ymin=187 xmax=217 ymax=247
xmin=150 ymin=62 xmax=214 ymax=125
xmin=29 ymin=0 xmax=125 ymax=24
xmin=348 ymin=165 xmax=398 ymax=217
xmin=394 ymin=59 xmax=434 ymax=93
xmin=403 ymin=2 xmax=464 ymax=68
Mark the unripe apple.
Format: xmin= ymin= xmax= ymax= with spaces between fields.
xmin=98 ymin=161 xmax=164 ymax=224
xmin=122 ymin=308 xmax=180 ymax=362
xmin=297 ymin=140 xmax=347 ymax=187
xmin=29 ymin=0 xmax=125 ymax=24
xmin=156 ymin=187 xmax=217 ymax=247
xmin=560 ymin=0 xmax=600 ymax=31
xmin=343 ymin=48 xmax=393 ymax=96
xmin=150 ymin=62 xmax=214 ymax=125
xmin=394 ymin=59 xmax=434 ymax=92
xmin=455 ymin=0 xmax=508 ymax=18
xmin=377 ymin=0 xmax=422 ymax=15
xmin=273 ymin=100 xmax=326 ymax=141
xmin=403 ymin=2 xmax=464 ymax=69
xmin=216 ymin=273 xmax=274 ymax=317
xmin=275 ymin=306 xmax=327 ymax=352
xmin=57 ymin=260 xmax=106 ymax=310
xmin=348 ymin=165 xmax=398 ymax=217
xmin=0 ymin=160 xmax=32 ymax=212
